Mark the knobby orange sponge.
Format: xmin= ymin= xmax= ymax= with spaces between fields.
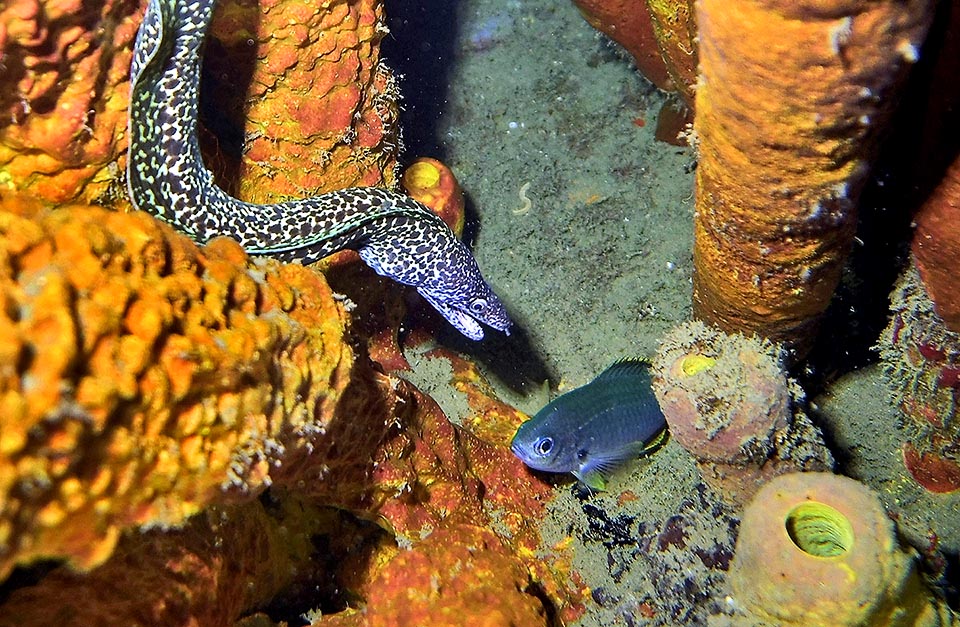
xmin=0 ymin=351 xmax=586 ymax=626
xmin=207 ymin=0 xmax=401 ymax=201
xmin=1 ymin=0 xmax=397 ymax=207
xmin=692 ymin=0 xmax=935 ymax=356
xmin=0 ymin=195 xmax=353 ymax=579
xmin=0 ymin=0 xmax=137 ymax=204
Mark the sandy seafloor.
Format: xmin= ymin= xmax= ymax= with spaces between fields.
xmin=380 ymin=0 xmax=960 ymax=624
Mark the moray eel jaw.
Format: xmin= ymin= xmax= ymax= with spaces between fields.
xmin=419 ymin=287 xmax=511 ymax=340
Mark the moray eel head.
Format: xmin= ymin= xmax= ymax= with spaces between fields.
xmin=418 ymin=282 xmax=511 ymax=340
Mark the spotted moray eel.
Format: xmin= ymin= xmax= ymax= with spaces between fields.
xmin=126 ymin=0 xmax=511 ymax=340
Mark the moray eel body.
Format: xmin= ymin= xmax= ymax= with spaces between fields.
xmin=127 ymin=0 xmax=511 ymax=340
xmin=511 ymin=359 xmax=667 ymax=490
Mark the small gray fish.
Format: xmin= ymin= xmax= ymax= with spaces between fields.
xmin=510 ymin=359 xmax=667 ymax=490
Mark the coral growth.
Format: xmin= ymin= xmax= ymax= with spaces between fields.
xmin=651 ymin=320 xmax=833 ymax=505
xmin=0 ymin=496 xmax=341 ymax=627
xmin=730 ymin=472 xmax=954 ymax=627
xmin=206 ymin=0 xmax=401 ymax=201
xmin=572 ymin=481 xmax=739 ymax=626
xmin=878 ymin=261 xmax=960 ymax=493
xmin=0 ymin=194 xmax=352 ymax=579
xmin=0 ymin=0 xmax=399 ymax=207
xmin=322 ymin=525 xmax=551 ymax=627
xmin=1 ymin=0 xmax=586 ymax=622
xmin=350 ymin=351 xmax=587 ymax=626
xmin=0 ymin=0 xmax=137 ymax=204
xmin=691 ymin=0 xmax=935 ymax=356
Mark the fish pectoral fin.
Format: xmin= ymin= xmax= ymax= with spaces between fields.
xmin=574 ymin=441 xmax=652 ymax=491
xmin=573 ymin=468 xmax=609 ymax=492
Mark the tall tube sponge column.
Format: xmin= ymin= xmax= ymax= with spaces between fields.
xmin=729 ymin=472 xmax=956 ymax=627
xmin=692 ymin=0 xmax=936 ymax=358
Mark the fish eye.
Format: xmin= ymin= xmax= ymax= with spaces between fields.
xmin=469 ymin=298 xmax=487 ymax=313
xmin=577 ymin=449 xmax=588 ymax=461
xmin=535 ymin=437 xmax=554 ymax=456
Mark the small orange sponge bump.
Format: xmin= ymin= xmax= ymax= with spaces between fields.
xmin=401 ymin=158 xmax=466 ymax=238
xmin=692 ymin=0 xmax=935 ymax=355
xmin=730 ymin=472 xmax=954 ymax=627
xmin=0 ymin=195 xmax=352 ymax=579
xmin=652 ymin=321 xmax=832 ymax=505
xmin=878 ymin=261 xmax=960 ymax=494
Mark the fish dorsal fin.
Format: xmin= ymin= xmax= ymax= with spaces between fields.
xmin=594 ymin=358 xmax=651 ymax=382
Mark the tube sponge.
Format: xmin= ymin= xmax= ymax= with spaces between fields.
xmin=730 ymin=472 xmax=955 ymax=627
xmin=692 ymin=0 xmax=936 ymax=356
xmin=0 ymin=195 xmax=352 ymax=578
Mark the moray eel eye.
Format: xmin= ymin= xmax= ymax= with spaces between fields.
xmin=535 ymin=437 xmax=554 ymax=456
xmin=469 ymin=297 xmax=488 ymax=313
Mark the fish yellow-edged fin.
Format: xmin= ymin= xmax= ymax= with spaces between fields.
xmin=642 ymin=427 xmax=669 ymax=454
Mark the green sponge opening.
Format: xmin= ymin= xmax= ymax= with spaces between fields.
xmin=785 ymin=501 xmax=854 ymax=558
